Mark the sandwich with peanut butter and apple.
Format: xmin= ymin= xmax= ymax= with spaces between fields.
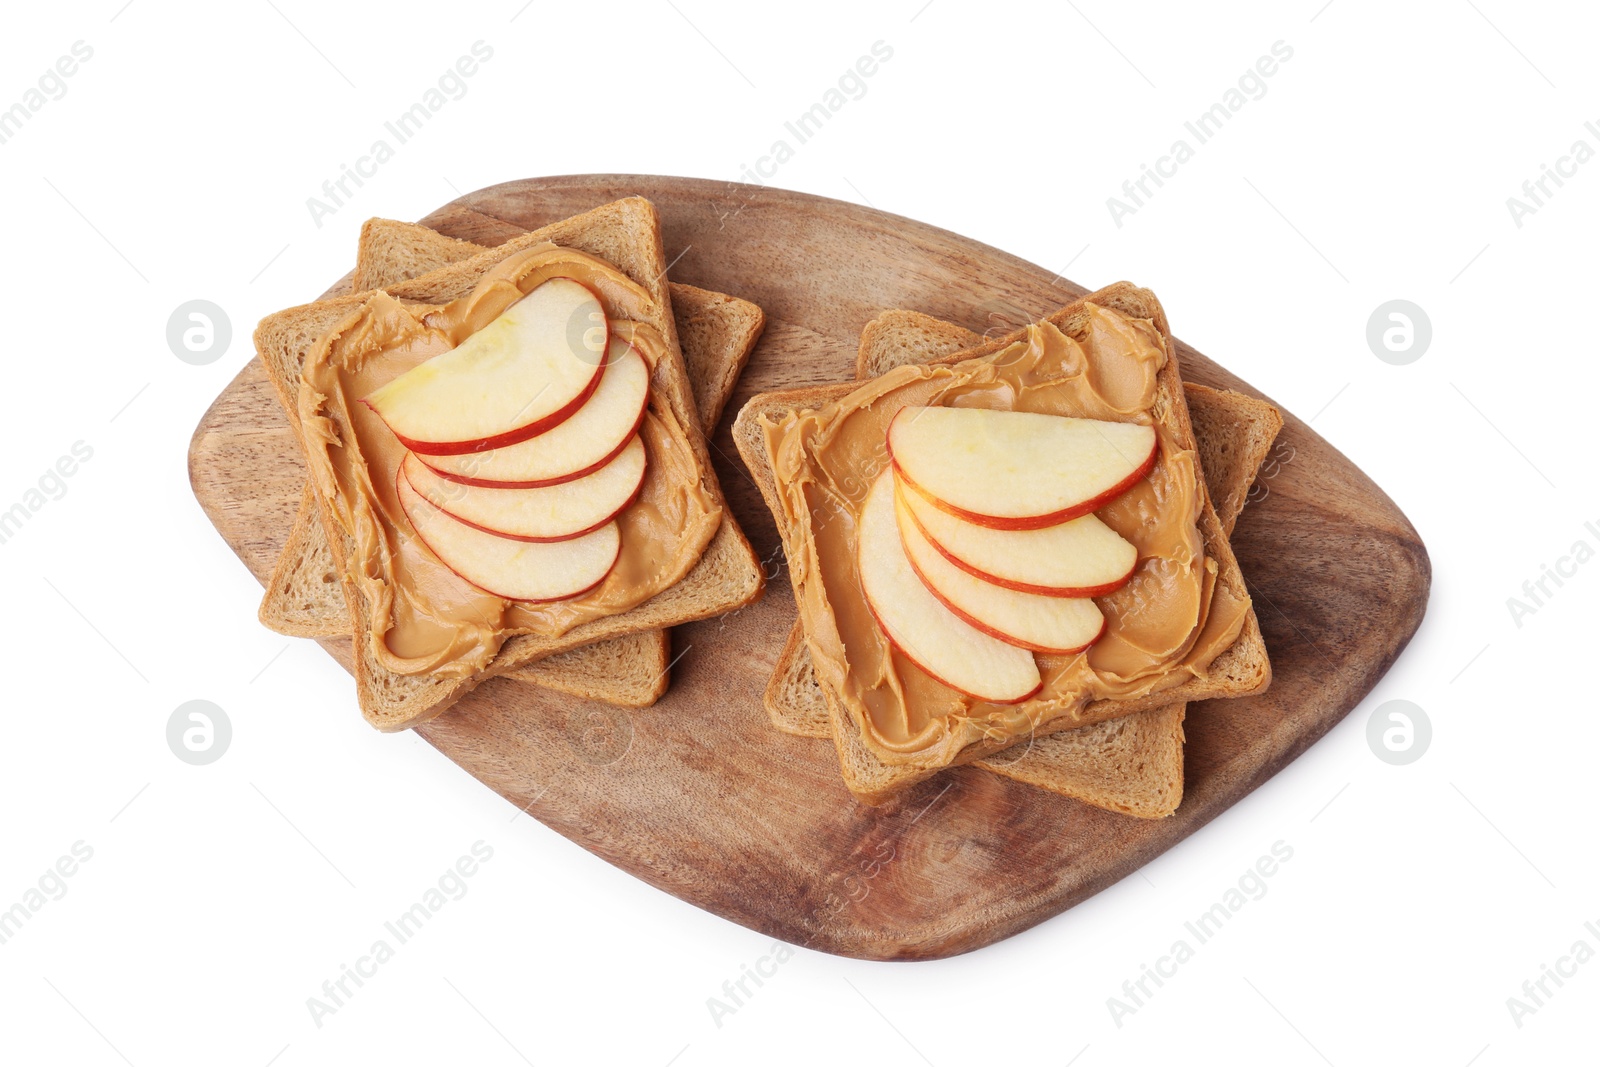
xmin=733 ymin=283 xmax=1271 ymax=807
xmin=761 ymin=309 xmax=1281 ymax=818
xmin=256 ymin=198 xmax=765 ymax=729
xmin=259 ymin=217 xmax=768 ymax=710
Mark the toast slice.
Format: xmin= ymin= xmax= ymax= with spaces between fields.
xmin=733 ymin=283 xmax=1271 ymax=802
xmin=763 ymin=313 xmax=1281 ymax=815
xmin=357 ymin=218 xmax=764 ymax=433
xmin=256 ymin=198 xmax=764 ymax=730
xmin=259 ymin=222 xmax=766 ymax=707
xmin=764 ymin=311 xmax=1280 ymax=817
xmin=352 ymin=217 xmax=481 ymax=292
xmin=766 ymin=616 xmax=1189 ymax=816
xmin=853 ymin=312 xmax=1279 ymax=543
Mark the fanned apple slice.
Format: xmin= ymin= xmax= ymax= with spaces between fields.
xmin=402 ymin=436 xmax=645 ymax=543
xmin=896 ymin=491 xmax=1105 ymax=655
xmin=363 ymin=277 xmax=609 ymax=456
xmin=857 ymin=469 xmax=1041 ymax=704
xmin=396 ymin=469 xmax=620 ymax=602
xmin=887 ymin=406 xmax=1157 ymax=530
xmin=419 ymin=341 xmax=649 ymax=488
xmin=898 ymin=480 xmax=1136 ymax=597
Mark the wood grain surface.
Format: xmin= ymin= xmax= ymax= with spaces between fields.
xmin=187 ymin=176 xmax=1430 ymax=960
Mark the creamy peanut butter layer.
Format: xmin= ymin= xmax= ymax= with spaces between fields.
xmin=761 ymin=304 xmax=1248 ymax=767
xmin=299 ymin=245 xmax=722 ymax=678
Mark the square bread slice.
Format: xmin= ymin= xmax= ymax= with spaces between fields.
xmin=259 ymin=221 xmax=766 ymax=707
xmin=763 ymin=312 xmax=1282 ymax=816
xmin=763 ymin=311 xmax=1281 ymax=817
xmin=733 ymin=283 xmax=1271 ymax=803
xmin=356 ymin=218 xmax=763 ymax=434
xmin=255 ymin=197 xmax=764 ymax=730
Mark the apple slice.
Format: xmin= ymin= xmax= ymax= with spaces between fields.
xmin=896 ymin=492 xmax=1105 ymax=655
xmin=396 ymin=469 xmax=620 ymax=602
xmin=857 ymin=469 xmax=1041 ymax=704
xmin=418 ymin=340 xmax=650 ymax=488
xmin=363 ymin=277 xmax=609 ymax=456
xmin=887 ymin=406 xmax=1157 ymax=530
xmin=898 ymin=481 xmax=1136 ymax=597
xmin=402 ymin=435 xmax=645 ymax=543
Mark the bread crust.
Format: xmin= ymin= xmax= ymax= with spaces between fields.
xmin=255 ymin=198 xmax=765 ymax=729
xmin=734 ymin=283 xmax=1271 ymax=803
xmin=258 ymin=221 xmax=766 ymax=708
xmin=761 ymin=348 xmax=1282 ymax=816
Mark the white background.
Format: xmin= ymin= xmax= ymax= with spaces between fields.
xmin=1 ymin=1 xmax=1596 ymax=1064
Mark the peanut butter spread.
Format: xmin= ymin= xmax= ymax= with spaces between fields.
xmin=299 ymin=245 xmax=722 ymax=678
xmin=763 ymin=304 xmax=1250 ymax=766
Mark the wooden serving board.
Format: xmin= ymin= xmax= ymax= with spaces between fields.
xmin=188 ymin=176 xmax=1429 ymax=960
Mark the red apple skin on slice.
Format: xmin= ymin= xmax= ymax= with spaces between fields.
xmin=362 ymin=277 xmax=610 ymax=456
xmin=895 ymin=492 xmax=1106 ymax=655
xmin=419 ymin=341 xmax=650 ymax=488
xmin=402 ymin=436 xmax=646 ymax=544
xmin=396 ymin=468 xmax=621 ymax=603
xmin=857 ymin=469 xmax=1041 ymax=704
xmin=898 ymin=480 xmax=1137 ymax=597
xmin=887 ymin=406 xmax=1157 ymax=531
